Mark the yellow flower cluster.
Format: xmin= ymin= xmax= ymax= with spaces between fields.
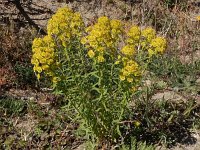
xmin=31 ymin=6 xmax=167 ymax=87
xmin=117 ymin=25 xmax=167 ymax=83
xmin=126 ymin=26 xmax=141 ymax=45
xmin=81 ymin=16 xmax=123 ymax=62
xmin=141 ymin=27 xmax=156 ymax=43
xmin=118 ymin=26 xmax=141 ymax=84
xmin=116 ymin=53 xmax=141 ymax=85
xmin=148 ymin=37 xmax=167 ymax=56
xmin=31 ymin=7 xmax=86 ymax=83
xmin=47 ymin=7 xmax=84 ymax=47
xmin=119 ymin=59 xmax=140 ymax=83
xmin=196 ymin=16 xmax=200 ymax=21
xmin=120 ymin=26 xmax=140 ymax=58
xmin=121 ymin=45 xmax=135 ymax=56
xmin=126 ymin=26 xmax=166 ymax=57
xmin=31 ymin=35 xmax=56 ymax=79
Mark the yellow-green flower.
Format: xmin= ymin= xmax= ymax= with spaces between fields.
xmin=133 ymin=120 xmax=141 ymax=127
xmin=37 ymin=74 xmax=40 ymax=80
xmin=131 ymin=86 xmax=137 ymax=92
xmin=81 ymin=37 xmax=87 ymax=45
xmin=88 ymin=50 xmax=95 ymax=58
xmin=33 ymin=66 xmax=42 ymax=73
xmin=111 ymin=19 xmax=123 ymax=36
xmin=97 ymin=55 xmax=105 ymax=62
xmin=119 ymin=75 xmax=125 ymax=81
xmin=47 ymin=7 xmax=84 ymax=47
xmin=127 ymin=25 xmax=141 ymax=45
xmin=196 ymin=16 xmax=200 ymax=21
xmin=148 ymin=49 xmax=155 ymax=57
xmin=31 ymin=35 xmax=56 ymax=79
xmin=115 ymin=60 xmax=120 ymax=65
xmin=150 ymin=37 xmax=167 ymax=54
xmin=52 ymin=77 xmax=61 ymax=84
xmin=82 ymin=16 xmax=123 ymax=62
xmin=121 ymin=45 xmax=135 ymax=56
xmin=141 ymin=27 xmax=156 ymax=43
xmin=127 ymin=77 xmax=133 ymax=83
xmin=119 ymin=59 xmax=141 ymax=83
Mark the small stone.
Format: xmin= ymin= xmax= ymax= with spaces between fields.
xmin=196 ymin=78 xmax=200 ymax=84
xmin=75 ymin=143 xmax=86 ymax=150
xmin=145 ymin=80 xmax=152 ymax=87
xmin=29 ymin=97 xmax=35 ymax=101
xmin=152 ymin=91 xmax=186 ymax=103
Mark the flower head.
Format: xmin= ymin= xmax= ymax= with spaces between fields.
xmin=31 ymin=35 xmax=57 ymax=80
xmin=121 ymin=45 xmax=135 ymax=56
xmin=127 ymin=26 xmax=141 ymax=45
xmin=47 ymin=7 xmax=84 ymax=47
xmin=141 ymin=27 xmax=156 ymax=43
xmin=82 ymin=16 xmax=123 ymax=62
xmin=88 ymin=50 xmax=95 ymax=58
xmin=150 ymin=37 xmax=167 ymax=54
xmin=196 ymin=16 xmax=200 ymax=21
xmin=119 ymin=59 xmax=141 ymax=83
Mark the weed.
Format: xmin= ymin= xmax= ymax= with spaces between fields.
xmin=121 ymin=87 xmax=200 ymax=147
xmin=0 ymin=98 xmax=27 ymax=116
xmin=14 ymin=62 xmax=37 ymax=87
xmin=148 ymin=55 xmax=200 ymax=90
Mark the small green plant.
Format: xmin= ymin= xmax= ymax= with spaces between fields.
xmin=31 ymin=7 xmax=167 ymax=147
xmin=120 ymin=137 xmax=155 ymax=150
xmin=148 ymin=56 xmax=200 ymax=90
xmin=124 ymin=87 xmax=200 ymax=147
xmin=0 ymin=98 xmax=27 ymax=116
xmin=14 ymin=61 xmax=37 ymax=87
xmin=163 ymin=0 xmax=188 ymax=10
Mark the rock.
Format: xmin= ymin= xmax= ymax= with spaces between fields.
xmin=29 ymin=97 xmax=35 ymax=101
xmin=145 ymin=79 xmax=152 ymax=87
xmin=196 ymin=78 xmax=200 ymax=84
xmin=75 ymin=143 xmax=86 ymax=150
xmin=152 ymin=91 xmax=187 ymax=103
